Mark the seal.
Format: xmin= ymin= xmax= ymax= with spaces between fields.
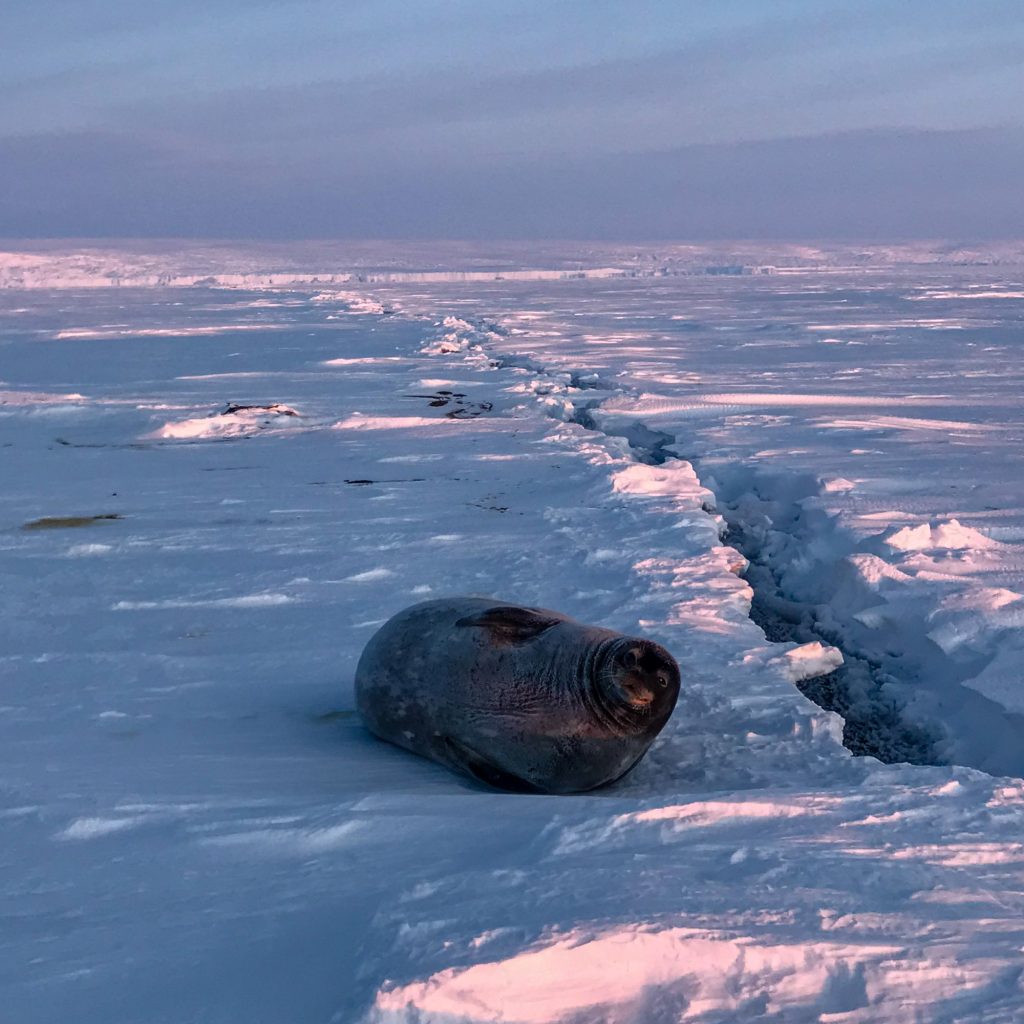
xmin=355 ymin=597 xmax=680 ymax=793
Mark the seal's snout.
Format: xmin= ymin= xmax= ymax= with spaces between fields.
xmin=608 ymin=640 xmax=680 ymax=711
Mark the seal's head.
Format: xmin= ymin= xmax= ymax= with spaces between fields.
xmin=597 ymin=637 xmax=680 ymax=724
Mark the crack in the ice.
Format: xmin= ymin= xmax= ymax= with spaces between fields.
xmin=566 ymin=398 xmax=676 ymax=466
xmin=722 ymin=521 xmax=939 ymax=765
xmin=586 ymin=399 xmax=941 ymax=763
xmin=434 ymin=321 xmax=944 ymax=766
xmin=586 ymin=405 xmax=941 ymax=764
xmin=603 ymin=408 xmax=940 ymax=764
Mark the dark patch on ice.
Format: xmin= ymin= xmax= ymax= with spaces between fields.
xmin=23 ymin=513 xmax=123 ymax=531
xmin=54 ymin=437 xmax=152 ymax=450
xmin=220 ymin=402 xmax=298 ymax=417
xmin=611 ymin=421 xmax=676 ymax=465
xmin=567 ymin=400 xmax=599 ymax=432
xmin=344 ymin=478 xmax=427 ymax=486
xmin=312 ymin=709 xmax=356 ymax=723
xmin=568 ymin=371 xmax=611 ymax=390
xmin=403 ymin=391 xmax=492 ymax=418
xmin=445 ymin=404 xmax=492 ymax=419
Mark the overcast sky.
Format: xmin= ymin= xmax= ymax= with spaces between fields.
xmin=3 ymin=0 xmax=1023 ymax=239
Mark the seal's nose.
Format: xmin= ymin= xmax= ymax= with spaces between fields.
xmin=623 ymin=680 xmax=655 ymax=707
xmin=615 ymin=643 xmax=678 ymax=708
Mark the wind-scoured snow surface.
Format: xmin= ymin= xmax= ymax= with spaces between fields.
xmin=4 ymin=242 xmax=1024 ymax=1023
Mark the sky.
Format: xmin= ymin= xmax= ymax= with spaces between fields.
xmin=2 ymin=0 xmax=1023 ymax=240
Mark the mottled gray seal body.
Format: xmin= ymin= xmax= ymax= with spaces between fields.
xmin=355 ymin=597 xmax=680 ymax=793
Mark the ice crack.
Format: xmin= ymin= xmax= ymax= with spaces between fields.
xmin=423 ymin=319 xmax=952 ymax=767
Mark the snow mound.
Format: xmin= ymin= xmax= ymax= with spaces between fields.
xmin=884 ymin=519 xmax=999 ymax=552
xmin=926 ymin=588 xmax=1024 ymax=655
xmin=822 ymin=476 xmax=856 ymax=493
xmin=149 ymin=402 xmax=300 ymax=440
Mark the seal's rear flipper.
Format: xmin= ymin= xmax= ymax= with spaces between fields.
xmin=455 ymin=606 xmax=560 ymax=646
xmin=441 ymin=736 xmax=541 ymax=793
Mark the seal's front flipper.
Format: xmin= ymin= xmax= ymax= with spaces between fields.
xmin=455 ymin=606 xmax=560 ymax=646
xmin=441 ymin=736 xmax=540 ymax=793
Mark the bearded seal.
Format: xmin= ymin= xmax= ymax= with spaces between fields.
xmin=355 ymin=597 xmax=680 ymax=793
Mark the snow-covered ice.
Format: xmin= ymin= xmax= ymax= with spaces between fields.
xmin=4 ymin=242 xmax=1024 ymax=1022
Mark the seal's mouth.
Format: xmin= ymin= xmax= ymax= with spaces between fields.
xmin=596 ymin=638 xmax=680 ymax=717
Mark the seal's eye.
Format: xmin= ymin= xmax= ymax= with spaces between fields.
xmin=656 ymin=673 xmax=668 ymax=689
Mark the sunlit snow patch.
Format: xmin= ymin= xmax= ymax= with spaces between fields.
xmin=611 ymin=462 xmax=712 ymax=509
xmin=55 ymin=324 xmax=282 ymax=340
xmin=779 ymin=641 xmax=844 ymax=682
xmin=333 ymin=414 xmax=464 ymax=431
xmin=149 ymin=402 xmax=300 ymax=440
xmin=368 ymin=926 xmax=901 ymax=1024
xmin=312 ymin=290 xmax=387 ymax=314
xmin=344 ymin=569 xmax=396 ymax=583
xmin=883 ymin=518 xmax=1001 ymax=552
xmin=66 ymin=543 xmax=114 ymax=557
xmin=0 ymin=389 xmax=88 ymax=406
xmin=202 ymin=820 xmax=364 ymax=855
xmin=322 ymin=357 xmax=404 ymax=367
xmin=112 ymin=593 xmax=294 ymax=610
xmin=58 ymin=816 xmax=145 ymax=840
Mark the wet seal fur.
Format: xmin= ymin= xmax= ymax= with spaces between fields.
xmin=355 ymin=597 xmax=680 ymax=793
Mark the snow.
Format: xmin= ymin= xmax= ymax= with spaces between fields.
xmin=4 ymin=242 xmax=1024 ymax=1022
xmin=150 ymin=403 xmax=302 ymax=440
xmin=57 ymin=816 xmax=147 ymax=841
xmin=780 ymin=641 xmax=844 ymax=682
xmin=884 ymin=518 xmax=1000 ymax=552
xmin=371 ymin=927 xmax=903 ymax=1023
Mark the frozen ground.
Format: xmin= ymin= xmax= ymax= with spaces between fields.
xmin=3 ymin=244 xmax=1024 ymax=1023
